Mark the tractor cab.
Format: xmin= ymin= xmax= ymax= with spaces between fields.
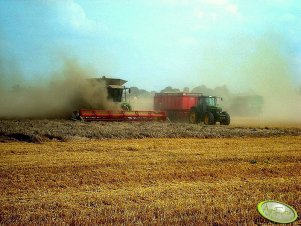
xmin=200 ymin=96 xmax=218 ymax=107
xmin=189 ymin=95 xmax=230 ymax=125
xmin=198 ymin=96 xmax=222 ymax=113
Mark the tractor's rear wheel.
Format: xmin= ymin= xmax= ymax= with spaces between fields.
xmin=220 ymin=112 xmax=230 ymax=125
xmin=204 ymin=112 xmax=215 ymax=125
xmin=189 ymin=108 xmax=200 ymax=124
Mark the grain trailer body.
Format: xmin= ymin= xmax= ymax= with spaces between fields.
xmin=154 ymin=93 xmax=201 ymax=122
xmin=154 ymin=92 xmax=230 ymax=125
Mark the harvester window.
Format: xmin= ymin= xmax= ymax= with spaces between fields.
xmin=108 ymin=88 xmax=123 ymax=102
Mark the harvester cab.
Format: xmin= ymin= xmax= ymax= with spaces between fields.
xmin=189 ymin=96 xmax=230 ymax=125
xmin=91 ymin=76 xmax=132 ymax=110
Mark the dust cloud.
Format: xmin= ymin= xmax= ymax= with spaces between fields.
xmin=130 ymin=96 xmax=154 ymax=111
xmin=0 ymin=58 xmax=117 ymax=118
xmin=237 ymin=37 xmax=301 ymax=124
xmin=199 ymin=34 xmax=301 ymax=125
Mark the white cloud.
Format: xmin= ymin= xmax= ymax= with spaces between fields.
xmin=192 ymin=0 xmax=240 ymax=27
xmin=44 ymin=0 xmax=97 ymax=33
xmin=65 ymin=1 xmax=91 ymax=29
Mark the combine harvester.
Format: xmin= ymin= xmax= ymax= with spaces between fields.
xmin=72 ymin=77 xmax=166 ymax=122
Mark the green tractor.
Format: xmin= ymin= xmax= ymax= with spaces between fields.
xmin=189 ymin=96 xmax=230 ymax=125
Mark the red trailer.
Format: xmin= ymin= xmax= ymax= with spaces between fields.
xmin=154 ymin=93 xmax=203 ymax=121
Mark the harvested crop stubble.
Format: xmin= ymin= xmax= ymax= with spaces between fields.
xmin=0 ymin=136 xmax=300 ymax=225
xmin=0 ymin=119 xmax=301 ymax=142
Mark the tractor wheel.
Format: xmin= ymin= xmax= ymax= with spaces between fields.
xmin=203 ymin=112 xmax=215 ymax=125
xmin=189 ymin=108 xmax=200 ymax=124
xmin=220 ymin=112 xmax=230 ymax=125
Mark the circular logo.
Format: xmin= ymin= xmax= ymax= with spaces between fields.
xmin=257 ymin=200 xmax=298 ymax=224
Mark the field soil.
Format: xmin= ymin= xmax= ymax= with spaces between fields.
xmin=0 ymin=136 xmax=301 ymax=225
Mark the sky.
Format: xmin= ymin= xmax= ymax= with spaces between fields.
xmin=0 ymin=0 xmax=300 ymax=92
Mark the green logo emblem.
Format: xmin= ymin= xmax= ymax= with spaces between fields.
xmin=257 ymin=200 xmax=298 ymax=224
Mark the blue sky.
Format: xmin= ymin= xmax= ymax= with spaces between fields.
xmin=0 ymin=0 xmax=300 ymax=92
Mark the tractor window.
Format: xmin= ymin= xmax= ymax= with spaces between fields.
xmin=204 ymin=98 xmax=217 ymax=106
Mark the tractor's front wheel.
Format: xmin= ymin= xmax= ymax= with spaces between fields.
xmin=220 ymin=112 xmax=230 ymax=125
xmin=189 ymin=108 xmax=200 ymax=124
xmin=204 ymin=112 xmax=215 ymax=125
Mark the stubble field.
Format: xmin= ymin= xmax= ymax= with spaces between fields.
xmin=0 ymin=123 xmax=300 ymax=225
xmin=0 ymin=118 xmax=301 ymax=142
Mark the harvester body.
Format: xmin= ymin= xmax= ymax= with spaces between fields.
xmin=154 ymin=93 xmax=230 ymax=125
xmin=89 ymin=77 xmax=131 ymax=110
xmin=73 ymin=77 xmax=166 ymax=122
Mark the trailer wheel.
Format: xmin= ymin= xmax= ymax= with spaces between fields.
xmin=220 ymin=112 xmax=230 ymax=125
xmin=204 ymin=112 xmax=215 ymax=125
xmin=189 ymin=108 xmax=200 ymax=124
